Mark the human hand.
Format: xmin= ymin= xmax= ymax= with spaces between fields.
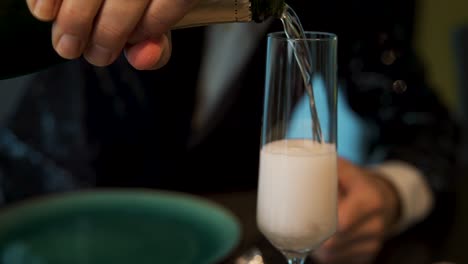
xmin=314 ymin=158 xmax=401 ymax=264
xmin=25 ymin=0 xmax=199 ymax=69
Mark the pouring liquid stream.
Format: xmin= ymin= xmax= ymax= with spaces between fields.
xmin=280 ymin=4 xmax=323 ymax=143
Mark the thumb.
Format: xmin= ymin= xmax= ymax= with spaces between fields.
xmin=338 ymin=157 xmax=357 ymax=193
xmin=124 ymin=32 xmax=172 ymax=70
xmin=337 ymin=187 xmax=362 ymax=233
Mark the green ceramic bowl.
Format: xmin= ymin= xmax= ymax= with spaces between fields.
xmin=0 ymin=189 xmax=241 ymax=264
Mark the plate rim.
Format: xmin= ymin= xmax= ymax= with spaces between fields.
xmin=0 ymin=188 xmax=242 ymax=264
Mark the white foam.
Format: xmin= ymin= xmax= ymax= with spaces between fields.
xmin=257 ymin=139 xmax=337 ymax=252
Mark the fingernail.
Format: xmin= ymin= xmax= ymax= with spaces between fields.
xmin=56 ymin=34 xmax=82 ymax=59
xmin=84 ymin=44 xmax=113 ymax=66
xmin=34 ymin=0 xmax=55 ymax=20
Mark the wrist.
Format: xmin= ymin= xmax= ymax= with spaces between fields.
xmin=369 ymin=161 xmax=434 ymax=234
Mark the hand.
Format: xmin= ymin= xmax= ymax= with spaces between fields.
xmin=25 ymin=0 xmax=199 ymax=69
xmin=314 ymin=158 xmax=401 ymax=264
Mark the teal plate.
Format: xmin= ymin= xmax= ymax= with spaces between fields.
xmin=0 ymin=190 xmax=241 ymax=264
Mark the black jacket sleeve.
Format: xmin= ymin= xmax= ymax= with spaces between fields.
xmin=0 ymin=0 xmax=65 ymax=79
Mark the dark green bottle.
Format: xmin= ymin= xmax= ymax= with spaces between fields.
xmin=0 ymin=0 xmax=286 ymax=79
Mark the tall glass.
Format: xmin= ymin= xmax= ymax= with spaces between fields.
xmin=256 ymin=32 xmax=338 ymax=264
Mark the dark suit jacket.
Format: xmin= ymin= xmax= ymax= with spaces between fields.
xmin=0 ymin=0 xmax=461 ymax=216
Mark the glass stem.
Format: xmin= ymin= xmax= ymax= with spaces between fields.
xmin=287 ymin=257 xmax=306 ymax=264
xmin=284 ymin=251 xmax=308 ymax=264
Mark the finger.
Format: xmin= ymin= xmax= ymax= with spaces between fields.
xmin=337 ymin=190 xmax=364 ymax=233
xmin=337 ymin=157 xmax=358 ymax=192
xmin=27 ymin=0 xmax=62 ymax=21
xmin=124 ymin=32 xmax=171 ymax=70
xmin=338 ymin=157 xmax=354 ymax=171
xmin=134 ymin=0 xmax=199 ymax=40
xmin=52 ymin=0 xmax=104 ymax=59
xmin=84 ymin=0 xmax=150 ymax=67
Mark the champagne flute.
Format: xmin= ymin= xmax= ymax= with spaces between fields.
xmin=256 ymin=32 xmax=338 ymax=264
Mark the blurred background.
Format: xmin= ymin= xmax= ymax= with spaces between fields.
xmin=0 ymin=1 xmax=467 ymax=263
xmin=415 ymin=0 xmax=467 ymax=121
xmin=416 ymin=1 xmax=468 ymax=261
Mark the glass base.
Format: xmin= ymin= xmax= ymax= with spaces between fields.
xmin=282 ymin=250 xmax=309 ymax=264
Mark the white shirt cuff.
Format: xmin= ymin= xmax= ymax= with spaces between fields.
xmin=370 ymin=161 xmax=434 ymax=234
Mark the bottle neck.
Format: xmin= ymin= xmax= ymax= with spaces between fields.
xmin=173 ymin=0 xmax=253 ymax=29
xmin=251 ymin=0 xmax=285 ymax=22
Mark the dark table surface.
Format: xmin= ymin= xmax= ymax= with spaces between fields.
xmin=204 ymin=174 xmax=468 ymax=264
